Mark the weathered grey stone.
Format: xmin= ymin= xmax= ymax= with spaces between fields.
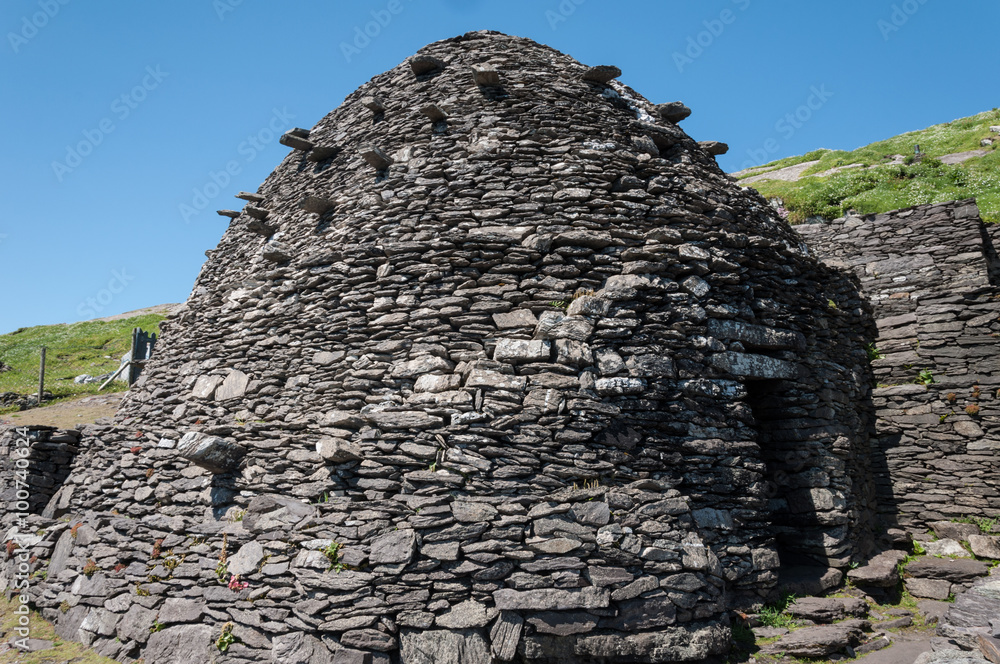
xmin=848 ymin=550 xmax=907 ymax=587
xmin=369 ymin=529 xmax=417 ymax=565
xmin=452 ymin=501 xmax=498 ymax=523
xmin=390 ymin=356 xmax=453 ymax=378
xmin=244 ymin=494 xmax=318 ymax=533
xmin=907 ymin=577 xmax=954 ymax=600
xmin=272 ymin=632 xmax=333 ymax=663
xmin=932 ymin=521 xmax=982 ymax=541
xmin=360 ymin=145 xmax=392 ymax=170
xmin=214 ymin=369 xmax=249 ymax=401
xmin=490 ymin=611 xmax=523 ymax=661
xmin=493 ymin=587 xmax=609 ymax=611
xmin=228 ymin=541 xmax=265 ymax=576
xmin=656 ymin=101 xmax=691 ymax=123
xmin=787 ymin=597 xmax=868 ymax=623
xmin=708 ymin=351 xmax=798 ymax=379
xmin=176 ymin=431 xmax=246 ymax=473
xmin=316 ymin=437 xmax=363 ymax=463
xmin=940 ymin=578 xmax=1000 ymax=649
xmin=190 ymin=374 xmax=223 ymax=399
xmin=767 ymin=621 xmax=868 ymax=658
xmin=581 ymin=65 xmax=621 ymax=84
xmin=472 ymin=65 xmax=500 ymax=86
xmin=528 ymin=611 xmax=597 ymax=636
xmin=143 ymin=624 xmax=214 ymax=664
xmin=925 ymin=538 xmax=973 ymax=558
xmin=969 ymin=536 xmax=1000 ymax=560
xmin=409 ymin=54 xmax=445 ymax=76
xmin=494 ymin=339 xmax=551 ymax=363
xmin=365 ymin=411 xmax=443 ymax=429
xmin=594 ymin=377 xmax=645 ymax=396
xmin=436 ymin=600 xmax=491 ymax=629
xmin=915 ymin=648 xmax=991 ymax=664
xmin=400 ymin=628 xmax=490 ymax=664
xmin=907 ymin=558 xmax=990 ymax=583
xmin=706 ymin=319 xmax=804 ymax=349
xmin=156 ymin=598 xmax=205 ymax=625
xmin=341 ymin=629 xmax=396 ymax=651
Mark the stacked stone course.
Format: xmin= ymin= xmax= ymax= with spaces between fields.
xmin=2 ymin=32 xmax=883 ymax=663
xmin=798 ymin=200 xmax=1000 ymax=531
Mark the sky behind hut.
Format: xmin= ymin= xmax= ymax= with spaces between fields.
xmin=1 ymin=0 xmax=993 ymax=333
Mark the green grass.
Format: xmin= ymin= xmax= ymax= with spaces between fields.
xmin=739 ymin=109 xmax=1000 ymax=223
xmin=0 ymin=595 xmax=118 ymax=663
xmin=0 ymin=314 xmax=164 ymax=404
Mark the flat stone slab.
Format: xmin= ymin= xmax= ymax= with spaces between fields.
xmin=849 ymin=550 xmax=907 ymax=588
xmin=787 ymin=596 xmax=868 ymax=623
xmin=907 ymin=558 xmax=990 ymax=583
xmin=969 ymin=536 xmax=1000 ymax=560
xmin=925 ymin=520 xmax=974 ymax=540
xmin=925 ymin=539 xmax=973 ymax=558
xmin=915 ymin=648 xmax=991 ymax=664
xmin=766 ymin=620 xmax=868 ymax=658
xmin=908 ymin=578 xmax=954 ymax=600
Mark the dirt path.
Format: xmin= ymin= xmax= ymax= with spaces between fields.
xmin=0 ymin=392 xmax=124 ymax=429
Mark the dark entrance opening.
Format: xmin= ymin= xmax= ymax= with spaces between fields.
xmin=744 ymin=378 xmax=847 ymax=568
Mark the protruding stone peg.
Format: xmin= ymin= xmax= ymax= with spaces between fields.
xmin=280 ymin=128 xmax=314 ymax=151
xmin=420 ymin=104 xmax=447 ymax=122
xmin=409 ymin=55 xmax=446 ymax=76
xmin=262 ymin=239 xmax=291 ymax=263
xmin=582 ymin=65 xmax=621 ymax=84
xmin=236 ymin=192 xmax=265 ymax=202
xmin=217 ymin=210 xmax=239 ymax=219
xmin=361 ymin=95 xmax=385 ymax=113
xmin=656 ymin=102 xmax=692 ymax=124
xmin=308 ymin=146 xmax=339 ymax=162
xmin=247 ymin=219 xmax=276 ymax=236
xmin=472 ymin=66 xmax=500 ymax=86
xmin=299 ymin=195 xmax=335 ymax=215
xmin=699 ymin=141 xmax=729 ymax=156
xmin=360 ymin=145 xmax=393 ymax=170
xmin=245 ymin=205 xmax=269 ymax=220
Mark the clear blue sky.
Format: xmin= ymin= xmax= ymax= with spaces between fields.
xmin=1 ymin=0 xmax=994 ymax=334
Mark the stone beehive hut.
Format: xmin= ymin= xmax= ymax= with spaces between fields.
xmin=3 ymin=31 xmax=884 ymax=664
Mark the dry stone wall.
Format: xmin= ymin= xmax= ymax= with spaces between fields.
xmin=2 ymin=32 xmax=880 ymax=664
xmin=797 ymin=200 xmax=1000 ymax=532
xmin=0 ymin=426 xmax=81 ymax=515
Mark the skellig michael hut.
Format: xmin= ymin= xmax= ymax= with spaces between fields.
xmin=2 ymin=30 xmax=998 ymax=664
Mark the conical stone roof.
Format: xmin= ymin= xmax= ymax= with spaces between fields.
xmin=27 ymin=31 xmax=879 ymax=663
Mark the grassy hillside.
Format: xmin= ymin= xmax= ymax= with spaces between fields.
xmin=0 ymin=314 xmax=164 ymax=406
xmin=736 ymin=109 xmax=1000 ymax=223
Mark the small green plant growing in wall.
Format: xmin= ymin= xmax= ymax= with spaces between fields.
xmin=82 ymin=559 xmax=99 ymax=576
xmin=865 ymin=342 xmax=883 ymax=361
xmin=324 ymin=541 xmax=344 ymax=572
xmin=915 ymin=368 xmax=934 ymax=386
xmin=216 ymin=622 xmax=238 ymax=652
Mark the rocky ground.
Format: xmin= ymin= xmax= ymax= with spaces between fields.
xmin=730 ymin=523 xmax=1000 ymax=664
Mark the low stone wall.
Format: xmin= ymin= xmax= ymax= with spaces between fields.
xmin=798 ymin=199 xmax=1000 ymax=532
xmin=0 ymin=426 xmax=82 ymax=516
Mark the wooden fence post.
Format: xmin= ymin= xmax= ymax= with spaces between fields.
xmin=38 ymin=346 xmax=46 ymax=405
